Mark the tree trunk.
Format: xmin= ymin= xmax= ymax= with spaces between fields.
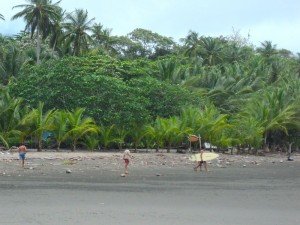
xmin=156 ymin=146 xmax=159 ymax=153
xmin=52 ymin=40 xmax=56 ymax=58
xmin=118 ymin=143 xmax=122 ymax=151
xmin=37 ymin=139 xmax=42 ymax=152
xmin=287 ymin=142 xmax=293 ymax=160
xmin=72 ymin=140 xmax=77 ymax=152
xmin=134 ymin=142 xmax=137 ymax=153
xmin=57 ymin=141 xmax=61 ymax=151
xmin=167 ymin=142 xmax=171 ymax=153
xmin=36 ymin=28 xmax=41 ymax=64
xmin=263 ymin=132 xmax=269 ymax=151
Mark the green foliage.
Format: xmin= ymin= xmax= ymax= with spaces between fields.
xmin=0 ymin=87 xmax=26 ymax=148
xmin=99 ymin=125 xmax=117 ymax=149
xmin=128 ymin=76 xmax=201 ymax=119
xmin=127 ymin=28 xmax=176 ymax=59
xmin=63 ymin=9 xmax=95 ymax=56
xmin=12 ymin=0 xmax=62 ymax=63
xmin=21 ymin=102 xmax=55 ymax=151
xmin=65 ymin=108 xmax=99 ymax=151
xmin=1 ymin=11 xmax=300 ymax=152
xmin=10 ymin=56 xmax=197 ymax=128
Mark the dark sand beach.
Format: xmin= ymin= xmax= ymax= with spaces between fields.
xmin=1 ymin=151 xmax=299 ymax=225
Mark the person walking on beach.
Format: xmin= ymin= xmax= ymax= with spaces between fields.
xmin=193 ymin=149 xmax=208 ymax=172
xmin=18 ymin=144 xmax=27 ymax=168
xmin=123 ymin=149 xmax=132 ymax=174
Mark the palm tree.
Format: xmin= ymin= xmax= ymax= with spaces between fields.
xmin=230 ymin=116 xmax=264 ymax=152
xmin=21 ymin=102 xmax=55 ymax=151
xmin=0 ymin=88 xmax=25 ymax=148
xmin=159 ymin=117 xmax=192 ymax=152
xmin=0 ymin=42 xmax=29 ymax=84
xmin=181 ymin=31 xmax=201 ymax=57
xmin=63 ymin=9 xmax=95 ymax=56
xmin=129 ymin=123 xmax=146 ymax=152
xmin=65 ymin=108 xmax=99 ymax=151
xmin=91 ymin=23 xmax=115 ymax=54
xmin=12 ymin=0 xmax=62 ymax=64
xmin=257 ymin=41 xmax=278 ymax=63
xmin=157 ymin=59 xmax=183 ymax=84
xmin=241 ymin=88 xmax=297 ymax=150
xmin=82 ymin=133 xmax=99 ymax=151
xmin=179 ymin=105 xmax=229 ymax=148
xmin=114 ymin=127 xmax=128 ymax=150
xmin=99 ymin=125 xmax=117 ymax=150
xmin=199 ymin=37 xmax=223 ymax=66
xmin=51 ymin=110 xmax=69 ymax=150
xmin=49 ymin=8 xmax=65 ymax=57
xmin=294 ymin=53 xmax=300 ymax=77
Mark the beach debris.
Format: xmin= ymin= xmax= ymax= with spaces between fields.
xmin=156 ymin=173 xmax=162 ymax=176
xmin=251 ymin=161 xmax=258 ymax=165
xmin=66 ymin=169 xmax=72 ymax=173
xmin=243 ymin=164 xmax=246 ymax=167
xmin=29 ymin=167 xmax=34 ymax=170
xmin=280 ymin=160 xmax=283 ymax=163
xmin=120 ymin=173 xmax=126 ymax=177
xmin=217 ymin=164 xmax=226 ymax=168
xmin=63 ymin=160 xmax=77 ymax=165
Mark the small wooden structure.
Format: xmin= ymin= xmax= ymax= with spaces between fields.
xmin=188 ymin=134 xmax=201 ymax=152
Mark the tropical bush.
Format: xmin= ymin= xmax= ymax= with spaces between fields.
xmin=0 ymin=1 xmax=299 ymax=152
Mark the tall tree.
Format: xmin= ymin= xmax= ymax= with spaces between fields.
xmin=128 ymin=28 xmax=176 ymax=59
xmin=241 ymin=88 xmax=297 ymax=150
xmin=199 ymin=37 xmax=223 ymax=66
xmin=181 ymin=31 xmax=201 ymax=58
xmin=21 ymin=102 xmax=55 ymax=151
xmin=91 ymin=23 xmax=114 ymax=52
xmin=49 ymin=8 xmax=65 ymax=57
xmin=0 ymin=88 xmax=25 ymax=148
xmin=12 ymin=0 xmax=62 ymax=64
xmin=65 ymin=108 xmax=98 ymax=151
xmin=257 ymin=41 xmax=278 ymax=63
xmin=63 ymin=9 xmax=95 ymax=56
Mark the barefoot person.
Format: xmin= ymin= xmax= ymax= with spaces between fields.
xmin=123 ymin=149 xmax=132 ymax=174
xmin=18 ymin=144 xmax=27 ymax=168
xmin=193 ymin=149 xmax=208 ymax=172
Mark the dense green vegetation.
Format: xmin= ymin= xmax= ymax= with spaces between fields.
xmin=0 ymin=0 xmax=299 ymax=152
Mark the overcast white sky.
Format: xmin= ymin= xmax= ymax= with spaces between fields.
xmin=0 ymin=0 xmax=299 ymax=53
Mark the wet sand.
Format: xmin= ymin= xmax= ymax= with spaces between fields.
xmin=0 ymin=151 xmax=299 ymax=225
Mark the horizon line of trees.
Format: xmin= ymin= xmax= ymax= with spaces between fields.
xmin=0 ymin=0 xmax=299 ymax=153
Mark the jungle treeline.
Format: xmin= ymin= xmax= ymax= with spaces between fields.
xmin=0 ymin=0 xmax=299 ymax=152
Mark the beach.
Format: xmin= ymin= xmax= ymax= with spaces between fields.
xmin=0 ymin=150 xmax=300 ymax=225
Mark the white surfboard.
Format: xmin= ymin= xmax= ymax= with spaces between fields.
xmin=189 ymin=152 xmax=219 ymax=162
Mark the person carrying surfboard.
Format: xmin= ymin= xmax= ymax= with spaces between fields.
xmin=193 ymin=149 xmax=208 ymax=172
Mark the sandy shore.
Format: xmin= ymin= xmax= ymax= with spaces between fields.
xmin=1 ymin=150 xmax=300 ymax=225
